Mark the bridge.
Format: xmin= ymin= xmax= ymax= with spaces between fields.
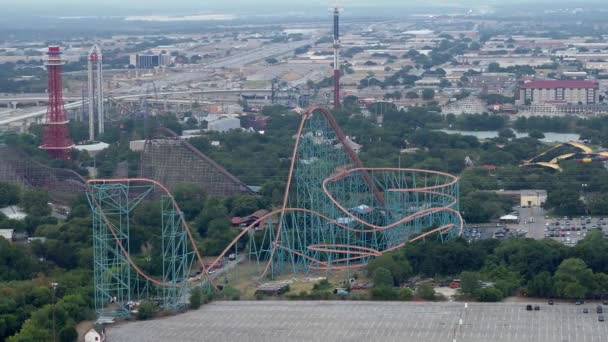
xmin=0 ymin=89 xmax=272 ymax=126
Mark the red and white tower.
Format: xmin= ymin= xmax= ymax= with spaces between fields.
xmin=40 ymin=46 xmax=74 ymax=159
xmin=332 ymin=5 xmax=341 ymax=110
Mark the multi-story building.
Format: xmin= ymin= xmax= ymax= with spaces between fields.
xmin=518 ymin=80 xmax=599 ymax=105
xmin=129 ymin=53 xmax=172 ymax=69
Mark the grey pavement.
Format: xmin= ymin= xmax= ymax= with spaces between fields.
xmin=107 ymin=301 xmax=608 ymax=342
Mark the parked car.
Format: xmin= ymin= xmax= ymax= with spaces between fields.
xmin=548 ymin=300 xmax=554 ymax=305
xmin=583 ymin=308 xmax=588 ymax=313
xmin=526 ymin=304 xmax=533 ymax=311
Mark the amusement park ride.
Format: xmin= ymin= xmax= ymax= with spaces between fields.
xmin=85 ymin=105 xmax=463 ymax=318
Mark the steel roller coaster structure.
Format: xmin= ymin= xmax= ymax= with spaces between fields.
xmin=86 ymin=105 xmax=463 ymax=318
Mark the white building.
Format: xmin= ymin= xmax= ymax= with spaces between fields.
xmin=0 ymin=206 xmax=27 ymax=220
xmin=207 ymin=118 xmax=241 ymax=132
xmin=85 ymin=324 xmax=106 ymax=342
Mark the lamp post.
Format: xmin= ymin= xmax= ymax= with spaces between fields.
xmin=581 ymin=183 xmax=589 ymax=215
xmin=51 ymin=282 xmax=58 ymax=342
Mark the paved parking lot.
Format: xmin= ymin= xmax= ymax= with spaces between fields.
xmin=544 ymin=216 xmax=608 ymax=246
xmin=107 ymin=301 xmax=608 ymax=342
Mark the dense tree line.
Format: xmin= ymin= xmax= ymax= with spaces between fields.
xmin=366 ymin=231 xmax=608 ymax=302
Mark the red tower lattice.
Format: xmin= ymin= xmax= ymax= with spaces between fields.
xmin=40 ymin=46 xmax=74 ymax=159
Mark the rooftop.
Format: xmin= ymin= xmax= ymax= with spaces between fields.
xmin=520 ymin=80 xmax=598 ymax=89
xmin=0 ymin=205 xmax=27 ymax=220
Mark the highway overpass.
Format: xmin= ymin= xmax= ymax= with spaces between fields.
xmin=0 ymin=89 xmax=272 ymax=126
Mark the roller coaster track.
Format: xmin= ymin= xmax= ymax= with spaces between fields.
xmin=87 ymin=178 xmax=217 ymax=290
xmin=88 ymin=105 xmax=462 ymax=302
xmin=522 ymin=141 xmax=600 ymax=171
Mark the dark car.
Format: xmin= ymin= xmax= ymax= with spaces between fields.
xmin=534 ymin=305 xmax=540 ymax=311
xmin=548 ymin=300 xmax=554 ymax=305
xmin=597 ymin=305 xmax=603 ymax=314
xmin=526 ymin=304 xmax=533 ymax=311
xmin=599 ymin=315 xmax=605 ymax=322
xmin=576 ymin=300 xmax=584 ymax=305
xmin=583 ymin=308 xmax=589 ymax=313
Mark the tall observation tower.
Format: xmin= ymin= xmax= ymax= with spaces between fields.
xmin=87 ymin=45 xmax=104 ymax=141
xmin=40 ymin=46 xmax=74 ymax=160
xmin=332 ymin=5 xmax=341 ymax=110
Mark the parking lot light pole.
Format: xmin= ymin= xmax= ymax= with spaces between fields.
xmin=51 ymin=282 xmax=59 ymax=342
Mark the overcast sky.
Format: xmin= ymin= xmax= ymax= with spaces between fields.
xmin=4 ymin=0 xmax=604 ymax=17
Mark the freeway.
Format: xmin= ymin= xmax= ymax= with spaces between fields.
xmin=0 ymin=89 xmax=272 ymax=126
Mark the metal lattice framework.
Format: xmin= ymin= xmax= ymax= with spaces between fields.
xmin=86 ymin=106 xmax=462 ymax=318
xmin=40 ymin=46 xmax=74 ymax=159
xmin=86 ymin=179 xmax=213 ymax=318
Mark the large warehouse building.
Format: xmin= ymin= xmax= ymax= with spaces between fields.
xmin=517 ymin=80 xmax=599 ymax=105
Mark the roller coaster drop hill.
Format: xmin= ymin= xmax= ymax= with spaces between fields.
xmin=86 ymin=105 xmax=463 ymax=318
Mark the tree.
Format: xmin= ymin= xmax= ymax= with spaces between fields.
xmin=190 ymin=286 xmax=203 ymax=310
xmin=554 ymin=258 xmax=595 ymax=299
xmin=478 ymin=287 xmax=503 ymax=302
xmin=405 ymin=91 xmax=419 ymax=99
xmin=498 ymin=128 xmax=516 ymax=139
xmin=366 ymin=253 xmax=412 ymax=286
xmin=265 ymin=57 xmax=278 ymax=64
xmin=460 ymin=271 xmax=481 ymax=297
xmin=529 ymin=130 xmax=545 ymax=140
xmin=416 ymin=283 xmax=436 ymax=300
xmin=422 ymin=89 xmax=435 ymax=101
xmin=399 ymin=288 xmax=413 ymax=301
xmin=488 ymin=62 xmax=501 ymax=72
xmin=0 ymin=182 xmax=20 ymax=207
xmin=527 ymin=271 xmax=554 ymax=297
xmin=136 ymin=301 xmax=158 ymax=320
xmin=370 ymin=286 xmax=398 ymax=300
xmin=372 ymin=267 xmax=393 ymax=287
xmin=20 ymin=190 xmax=51 ymax=217
xmin=58 ymin=325 xmax=78 ymax=342
xmin=231 ymin=196 xmax=259 ymax=217
xmin=173 ymin=184 xmax=206 ymax=221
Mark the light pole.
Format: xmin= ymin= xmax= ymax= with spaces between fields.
xmin=581 ymin=183 xmax=589 ymax=215
xmin=51 ymin=282 xmax=58 ymax=342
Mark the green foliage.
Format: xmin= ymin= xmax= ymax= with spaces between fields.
xmin=478 ymin=287 xmax=504 ymax=302
xmin=173 ymin=184 xmax=206 ymax=221
xmin=190 ymin=286 xmax=203 ymax=310
xmin=554 ymin=258 xmax=595 ymax=299
xmin=421 ymin=89 xmax=435 ymax=100
xmin=366 ymin=253 xmax=412 ymax=286
xmin=0 ymin=238 xmax=40 ymax=281
xmin=398 ymin=288 xmax=413 ymax=301
xmin=416 ymin=283 xmax=436 ymax=300
xmin=220 ymin=286 xmax=241 ymax=300
xmin=58 ymin=325 xmax=78 ymax=342
xmin=20 ymin=190 xmax=51 ymax=217
xmin=370 ymin=286 xmax=398 ymax=300
xmin=0 ymin=182 xmax=20 ymax=207
xmin=527 ymin=271 xmax=555 ymax=297
xmin=372 ymin=267 xmax=394 ymax=287
xmin=460 ymin=271 xmax=482 ymax=297
xmin=136 ymin=301 xmax=159 ymax=320
xmin=461 ymin=191 xmax=511 ymax=223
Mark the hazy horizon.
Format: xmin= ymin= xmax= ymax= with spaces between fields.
xmin=4 ymin=0 xmax=608 ymax=17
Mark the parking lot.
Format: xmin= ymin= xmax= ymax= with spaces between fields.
xmin=107 ymin=301 xmax=608 ymax=342
xmin=544 ymin=216 xmax=608 ymax=246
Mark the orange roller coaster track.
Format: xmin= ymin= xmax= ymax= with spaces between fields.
xmin=87 ymin=105 xmax=462 ymax=317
